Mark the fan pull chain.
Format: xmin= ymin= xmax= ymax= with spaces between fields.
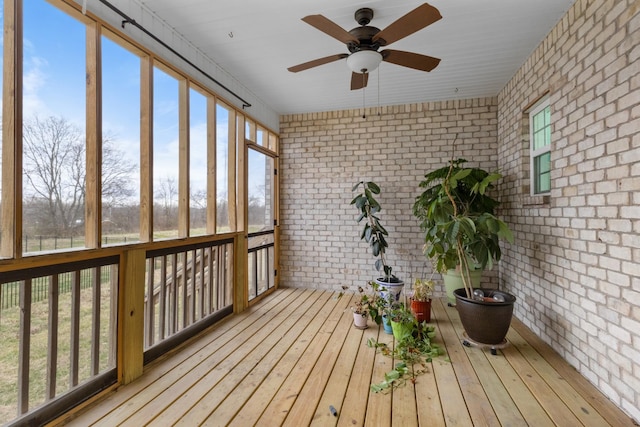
xmin=377 ymin=67 xmax=381 ymax=116
xmin=362 ymin=72 xmax=366 ymax=119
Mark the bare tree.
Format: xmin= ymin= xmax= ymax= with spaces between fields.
xmin=22 ymin=115 xmax=135 ymax=236
xmin=154 ymin=176 xmax=178 ymax=230
xmin=190 ymin=188 xmax=207 ymax=229
xmin=102 ymin=135 xmax=136 ymax=207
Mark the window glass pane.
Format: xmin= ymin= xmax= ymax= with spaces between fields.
xmin=189 ymin=88 xmax=207 ymax=236
xmin=535 ymin=152 xmax=551 ymax=194
xmin=268 ymin=133 xmax=277 ymax=152
xmin=153 ymin=67 xmax=180 ymax=239
xmin=101 ymin=35 xmax=141 ymax=246
xmin=532 ymin=105 xmax=550 ymax=150
xmin=256 ymin=126 xmax=266 ymax=147
xmin=22 ymin=1 xmax=86 ymax=254
xmin=248 ymin=150 xmax=274 ymax=232
xmin=216 ymin=103 xmax=230 ymax=233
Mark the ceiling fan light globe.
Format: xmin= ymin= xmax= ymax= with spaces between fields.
xmin=347 ymin=50 xmax=383 ymax=73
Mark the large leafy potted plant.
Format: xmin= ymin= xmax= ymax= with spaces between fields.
xmin=352 ymin=181 xmax=404 ymax=301
xmin=412 ymin=158 xmax=516 ymax=345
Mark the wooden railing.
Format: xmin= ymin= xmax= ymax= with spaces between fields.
xmin=0 ymin=234 xmax=240 ymax=425
xmin=248 ymin=231 xmax=275 ymax=301
xmin=143 ymin=239 xmax=235 ymax=363
xmin=0 ymin=256 xmax=119 ymax=426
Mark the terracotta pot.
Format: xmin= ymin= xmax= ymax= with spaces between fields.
xmin=410 ymin=298 xmax=432 ymax=323
xmin=454 ymin=288 xmax=516 ymax=345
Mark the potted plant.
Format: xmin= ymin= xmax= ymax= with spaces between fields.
xmin=410 ymin=278 xmax=434 ymax=323
xmin=350 ymin=284 xmax=371 ymax=329
xmin=412 ymin=158 xmax=516 ymax=345
xmin=387 ymin=303 xmax=416 ymax=341
xmin=345 ymin=281 xmax=384 ymax=329
xmin=379 ymin=292 xmax=396 ymax=334
xmin=352 ymin=181 xmax=404 ymax=301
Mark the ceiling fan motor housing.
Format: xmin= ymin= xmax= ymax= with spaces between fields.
xmin=347 ymin=26 xmax=381 ymax=52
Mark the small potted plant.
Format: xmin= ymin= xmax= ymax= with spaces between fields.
xmin=352 ymin=181 xmax=404 ymax=301
xmin=350 ymin=285 xmax=371 ymax=329
xmin=346 ymin=282 xmax=383 ymax=329
xmin=387 ymin=303 xmax=416 ymax=341
xmin=380 ymin=292 xmax=397 ymax=334
xmin=410 ymin=278 xmax=434 ymax=323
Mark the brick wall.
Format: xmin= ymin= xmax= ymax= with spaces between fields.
xmin=278 ymin=0 xmax=639 ymax=421
xmin=497 ymin=0 xmax=639 ymax=421
xmin=279 ymin=99 xmax=499 ymax=297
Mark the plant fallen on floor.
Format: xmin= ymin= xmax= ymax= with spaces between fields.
xmin=367 ymin=323 xmax=442 ymax=393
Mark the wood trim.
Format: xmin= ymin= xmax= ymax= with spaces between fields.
xmin=227 ymin=108 xmax=237 ymax=232
xmin=70 ymin=271 xmax=82 ymax=387
xmin=233 ymin=233 xmax=246 ymax=313
xmin=46 ymin=275 xmax=60 ymax=399
xmin=236 ymin=112 xmax=247 ymax=233
xmin=140 ymin=56 xmax=153 ymax=243
xmin=119 ymin=248 xmax=146 ymax=384
xmin=1 ymin=0 xmax=22 ymax=258
xmin=245 ymin=141 xmax=277 ymax=158
xmin=18 ymin=279 xmax=32 ymax=414
xmin=273 ymin=156 xmax=280 ymax=289
xmin=178 ymin=79 xmax=189 ymax=237
xmin=85 ymin=21 xmax=102 ymax=249
xmin=90 ymin=267 xmax=101 ymax=375
xmin=206 ymin=96 xmax=217 ymax=234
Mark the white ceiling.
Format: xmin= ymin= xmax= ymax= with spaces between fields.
xmin=136 ymin=0 xmax=576 ymax=115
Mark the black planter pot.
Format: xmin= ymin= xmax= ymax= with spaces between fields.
xmin=454 ymin=288 xmax=516 ymax=345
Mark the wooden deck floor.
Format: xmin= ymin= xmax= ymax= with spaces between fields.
xmin=62 ymin=288 xmax=635 ymax=427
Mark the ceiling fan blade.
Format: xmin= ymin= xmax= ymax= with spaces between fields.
xmin=373 ymin=3 xmax=442 ymax=46
xmin=381 ymin=49 xmax=441 ymax=72
xmin=288 ymin=53 xmax=349 ymax=73
xmin=350 ymin=72 xmax=369 ymax=90
xmin=302 ymin=15 xmax=360 ymax=45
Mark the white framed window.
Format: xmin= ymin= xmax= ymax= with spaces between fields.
xmin=529 ymin=97 xmax=551 ymax=195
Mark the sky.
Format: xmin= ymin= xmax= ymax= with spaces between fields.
xmin=13 ymin=0 xmax=237 ymax=205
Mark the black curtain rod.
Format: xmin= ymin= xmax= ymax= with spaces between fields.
xmin=96 ymin=0 xmax=252 ymax=109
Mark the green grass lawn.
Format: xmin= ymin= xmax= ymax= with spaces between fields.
xmin=0 ymin=283 xmax=114 ymax=424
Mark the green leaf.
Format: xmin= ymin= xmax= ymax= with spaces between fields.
xmin=452 ymin=168 xmax=472 ymax=181
xmin=498 ymin=222 xmax=514 ymax=243
xmin=478 ymin=173 xmax=502 ymax=194
xmin=367 ymin=182 xmax=381 ymax=194
xmin=385 ymin=370 xmax=401 ymax=381
xmin=364 ymin=225 xmax=372 ymax=242
xmin=372 ymin=241 xmax=380 ymax=257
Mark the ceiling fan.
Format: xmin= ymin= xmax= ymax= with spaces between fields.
xmin=287 ymin=3 xmax=442 ymax=90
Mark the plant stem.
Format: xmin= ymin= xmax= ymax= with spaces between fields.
xmin=443 ymin=136 xmax=472 ymax=299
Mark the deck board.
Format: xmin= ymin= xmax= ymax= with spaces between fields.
xmin=61 ymin=289 xmax=636 ymax=427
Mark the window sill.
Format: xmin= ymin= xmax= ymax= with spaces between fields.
xmin=523 ymin=194 xmax=550 ymax=206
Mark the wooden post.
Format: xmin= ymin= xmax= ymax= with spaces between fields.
xmin=119 ymin=248 xmax=146 ymax=384
xmin=234 ymin=233 xmax=247 ymax=313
